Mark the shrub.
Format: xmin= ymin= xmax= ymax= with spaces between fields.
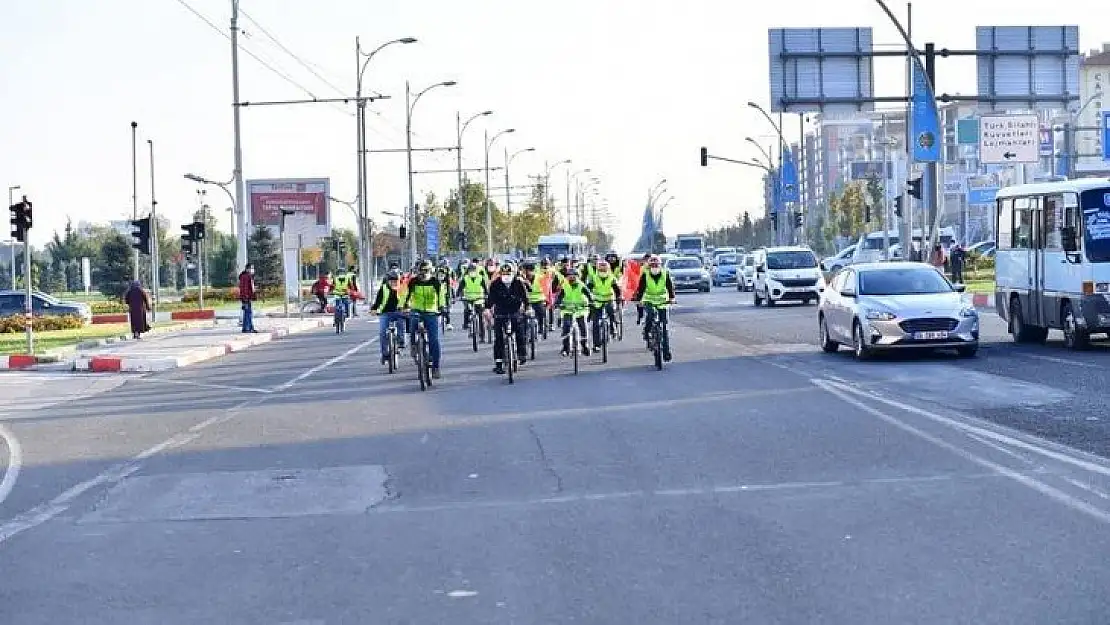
xmin=0 ymin=314 xmax=85 ymax=333
xmin=91 ymin=301 xmax=127 ymax=314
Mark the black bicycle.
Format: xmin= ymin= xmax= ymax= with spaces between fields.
xmin=411 ymin=314 xmax=434 ymax=391
xmin=526 ymin=311 xmax=539 ymax=361
xmin=595 ymin=304 xmax=611 ymax=364
xmin=614 ymin=301 xmax=624 ymax=341
xmin=385 ymin=319 xmax=400 ymax=374
xmin=501 ymin=316 xmax=520 ymax=384
xmin=466 ymin=301 xmax=486 ymax=352
xmin=643 ymin=302 xmax=670 ymax=371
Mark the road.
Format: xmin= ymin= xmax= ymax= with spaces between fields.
xmin=2 ymin=288 xmax=1110 ymax=624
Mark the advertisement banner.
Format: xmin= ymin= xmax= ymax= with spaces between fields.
xmin=910 ymin=63 xmax=940 ymax=163
xmin=246 ymin=178 xmax=331 ymax=244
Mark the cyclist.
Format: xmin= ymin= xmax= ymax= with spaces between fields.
xmin=555 ymin=267 xmax=593 ymax=358
xmin=371 ymin=270 xmax=406 ymax=363
xmin=634 ymin=251 xmax=652 ymax=325
xmin=579 ymin=253 xmax=601 ymax=283
xmin=520 ymin=261 xmax=548 ymax=333
xmin=332 ymin=266 xmax=359 ymax=321
xmin=484 ymin=262 xmax=530 ymax=375
xmin=401 ymin=260 xmax=443 ymax=379
xmin=457 ymin=261 xmax=488 ymax=330
xmin=310 ymin=272 xmax=332 ymax=312
xmin=436 ymin=263 xmax=454 ymax=331
xmin=632 ymin=255 xmax=676 ymax=362
xmin=587 ymin=259 xmax=621 ymax=353
xmin=604 ymin=251 xmax=622 ymax=282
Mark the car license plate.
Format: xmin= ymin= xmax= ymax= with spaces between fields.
xmin=913 ymin=331 xmax=948 ymax=340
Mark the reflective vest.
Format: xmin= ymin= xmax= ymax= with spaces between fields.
xmin=561 ymin=281 xmax=588 ymax=312
xmin=333 ymin=273 xmax=353 ymax=296
xmin=590 ymin=273 xmax=616 ymax=303
xmin=407 ymin=279 xmax=440 ymax=312
xmin=642 ymin=270 xmax=670 ymax=306
xmin=525 ymin=274 xmax=546 ymax=304
xmin=374 ymin=283 xmax=398 ymax=313
xmin=461 ymin=273 xmax=485 ymax=301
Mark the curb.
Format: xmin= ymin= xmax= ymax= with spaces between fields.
xmin=0 ymin=354 xmax=37 ymax=370
xmin=72 ymin=318 xmax=330 ymax=373
xmin=969 ymin=293 xmax=990 ymax=310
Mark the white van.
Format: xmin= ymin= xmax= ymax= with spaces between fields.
xmin=851 ymin=227 xmax=958 ymax=264
xmin=751 ymin=246 xmax=823 ymax=306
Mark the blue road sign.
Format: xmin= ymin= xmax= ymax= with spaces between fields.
xmin=1103 ymin=111 xmax=1110 ymax=161
xmin=967 ymin=187 xmax=999 ymax=205
xmin=425 ymin=217 xmax=440 ymax=256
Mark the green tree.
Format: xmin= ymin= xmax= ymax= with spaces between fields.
xmin=320 ymin=228 xmax=359 ymax=273
xmin=96 ymin=232 xmax=133 ymax=297
xmin=207 ymin=236 xmax=238 ymax=287
xmin=247 ymin=225 xmax=282 ymax=289
xmin=823 ymin=182 xmax=867 ymax=244
xmin=440 ymin=182 xmax=496 ymax=254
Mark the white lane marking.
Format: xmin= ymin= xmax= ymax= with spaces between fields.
xmin=0 ymin=423 xmax=24 ymax=505
xmin=813 ymin=379 xmax=1110 ymax=525
xmin=446 ymin=590 xmax=478 ymax=598
xmin=274 ymin=337 xmax=378 ymax=391
xmin=145 ymin=378 xmax=273 ymax=394
xmin=824 ymin=379 xmax=1110 ymax=480
xmin=1021 ymin=353 xmax=1105 ymax=369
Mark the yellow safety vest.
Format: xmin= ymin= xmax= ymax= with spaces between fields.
xmin=462 ymin=273 xmax=485 ymax=301
xmin=561 ymin=281 xmax=588 ymax=315
xmin=642 ymin=270 xmax=669 ymax=306
xmin=333 ymin=273 xmax=352 ymax=295
xmin=526 ymin=274 xmax=546 ymax=304
xmin=591 ymin=273 xmax=616 ymax=303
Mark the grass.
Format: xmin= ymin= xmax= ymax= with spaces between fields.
xmin=0 ymin=322 xmax=176 ymax=355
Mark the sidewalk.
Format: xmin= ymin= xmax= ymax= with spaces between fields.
xmin=70 ymin=316 xmax=330 ymax=373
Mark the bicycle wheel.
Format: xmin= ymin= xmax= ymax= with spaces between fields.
xmin=600 ymin=314 xmax=609 ymax=364
xmin=540 ymin=311 xmax=548 ymax=340
xmin=387 ymin=330 xmax=396 ymax=374
xmin=506 ymin=328 xmax=515 ymax=384
xmin=529 ymin=321 xmax=536 ymax=361
xmin=572 ymin=324 xmax=579 ymax=375
xmin=416 ymin=332 xmax=428 ymax=391
xmin=615 ymin=308 xmax=624 ymax=341
xmin=652 ymin=323 xmax=663 ymax=370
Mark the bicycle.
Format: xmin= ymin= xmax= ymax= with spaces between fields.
xmin=614 ymin=301 xmax=625 ymax=342
xmin=642 ymin=302 xmax=671 ymax=371
xmin=500 ymin=315 xmax=520 ymax=384
xmin=334 ymin=295 xmax=351 ymax=334
xmin=465 ymin=301 xmax=485 ymax=352
xmin=410 ymin=314 xmax=434 ymax=391
xmin=384 ymin=320 xmax=400 ymax=374
xmin=562 ymin=303 xmax=588 ymax=376
xmin=595 ymin=303 xmax=611 ymax=364
xmin=526 ymin=310 xmax=539 ymax=361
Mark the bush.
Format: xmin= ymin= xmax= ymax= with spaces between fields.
xmin=91 ymin=301 xmax=127 ymax=314
xmin=181 ymin=285 xmax=285 ymax=303
xmin=0 ymin=314 xmax=85 ymax=333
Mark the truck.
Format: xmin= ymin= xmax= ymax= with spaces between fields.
xmin=672 ymin=234 xmax=707 ymax=259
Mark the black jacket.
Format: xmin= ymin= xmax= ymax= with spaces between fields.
xmin=485 ymin=276 xmax=530 ymax=316
xmin=370 ymin=282 xmax=402 ymax=313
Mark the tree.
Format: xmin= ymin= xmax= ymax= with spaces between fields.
xmin=207 ymin=237 xmax=238 ymax=287
xmin=96 ymin=232 xmax=133 ymax=297
xmin=823 ymin=182 xmax=867 ymax=244
xmin=440 ymin=182 xmax=497 ymax=254
xmin=247 ymin=225 xmax=282 ymax=289
xmin=320 ymin=229 xmax=359 ymax=273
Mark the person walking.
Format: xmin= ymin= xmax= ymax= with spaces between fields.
xmin=123 ymin=280 xmax=151 ymax=340
xmin=238 ymin=263 xmax=258 ymax=334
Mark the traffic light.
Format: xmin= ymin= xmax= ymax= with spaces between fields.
xmin=398 ymin=225 xmax=407 ymax=240
xmin=769 ymin=212 xmax=778 ymax=230
xmin=455 ymin=230 xmax=467 ymax=250
xmin=8 ymin=197 xmax=31 ymax=243
xmin=130 ymin=216 xmax=152 ymax=254
xmin=699 ymin=147 xmax=708 ymax=167
xmin=893 ymin=196 xmax=904 ymax=218
xmin=864 ymin=203 xmax=872 ymax=223
xmin=793 ymin=212 xmax=803 ymax=228
xmin=180 ymin=221 xmax=204 ymax=259
xmin=906 ymin=177 xmax=923 ymax=200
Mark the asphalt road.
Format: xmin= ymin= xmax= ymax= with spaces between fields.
xmin=2 ymin=290 xmax=1110 ymax=623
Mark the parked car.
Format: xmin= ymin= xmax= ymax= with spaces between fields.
xmin=665 ymin=256 xmax=711 ymax=292
xmin=711 ymin=253 xmax=739 ymax=287
xmin=817 ymin=262 xmax=978 ymax=359
xmin=0 ymin=290 xmax=93 ymax=325
xmin=820 ymin=244 xmax=857 ymax=273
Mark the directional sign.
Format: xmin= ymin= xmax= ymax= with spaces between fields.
xmin=979 ymin=114 xmax=1039 ymax=164
xmin=1103 ymin=111 xmax=1110 ymax=162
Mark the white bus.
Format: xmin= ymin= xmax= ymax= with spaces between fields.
xmin=994 ymin=178 xmax=1110 ymax=349
xmin=536 ymin=233 xmax=588 ymax=260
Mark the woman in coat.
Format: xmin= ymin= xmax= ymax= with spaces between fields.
xmin=124 ymin=280 xmax=152 ymax=339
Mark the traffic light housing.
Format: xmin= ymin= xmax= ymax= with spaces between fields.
xmin=794 ymin=212 xmax=803 ymax=228
xmin=906 ymin=177 xmax=923 ymax=200
xmin=455 ymin=230 xmax=467 ymax=250
xmin=864 ymin=203 xmax=872 ymax=223
xmin=8 ymin=197 xmax=31 ymax=243
xmin=699 ymin=147 xmax=708 ymax=167
xmin=769 ymin=212 xmax=778 ymax=230
xmin=398 ymin=225 xmax=407 ymax=240
xmin=893 ymin=196 xmax=904 ymax=218
xmin=130 ymin=216 xmax=152 ymax=254
xmin=180 ymin=221 xmax=205 ymax=259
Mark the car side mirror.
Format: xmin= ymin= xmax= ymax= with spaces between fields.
xmin=839 ymin=290 xmax=856 ymax=298
xmin=953 ymin=284 xmax=966 ymax=293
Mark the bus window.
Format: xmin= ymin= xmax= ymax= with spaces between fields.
xmin=997 ymin=198 xmax=1013 ymax=248
xmin=1012 ymin=197 xmax=1034 ymax=249
xmin=1063 ymin=193 xmax=1081 ymax=253
xmin=1080 ymin=189 xmax=1110 ymax=263
xmin=1044 ymin=195 xmax=1062 ymax=250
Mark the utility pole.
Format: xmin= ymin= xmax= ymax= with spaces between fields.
xmin=230 ymin=0 xmax=248 ymax=271
xmin=504 ymin=146 xmax=512 ymax=253
xmin=148 ymin=139 xmax=160 ymax=316
xmin=131 ymin=122 xmax=139 ymax=281
xmin=405 ymin=81 xmax=417 ymax=268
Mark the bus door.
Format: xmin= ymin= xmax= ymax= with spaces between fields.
xmin=1012 ymin=196 xmax=1044 ymax=325
xmin=1039 ymin=193 xmax=1083 ymax=328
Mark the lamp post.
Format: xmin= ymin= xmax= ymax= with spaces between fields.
xmin=483 ymin=128 xmax=515 ymax=256
xmin=7 ymin=185 xmax=19 ymax=287
xmin=504 ymin=147 xmax=535 ymax=253
xmin=566 ymin=168 xmax=591 ymax=233
xmin=456 ymin=110 xmax=493 ymax=246
xmin=184 ymin=173 xmax=237 ymax=234
xmin=405 ymin=79 xmax=457 ymax=267
xmin=355 ymin=36 xmax=416 ymax=283
xmin=543 ymin=160 xmax=571 ymax=219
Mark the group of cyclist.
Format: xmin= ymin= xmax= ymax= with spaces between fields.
xmin=368 ymin=250 xmax=678 ymax=378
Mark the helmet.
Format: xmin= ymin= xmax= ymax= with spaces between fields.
xmin=540 ymin=257 xmax=551 ymax=267
xmin=386 ymin=270 xmax=401 ymax=281
xmin=605 ymin=251 xmax=620 ymax=263
xmin=597 ymin=260 xmax=610 ymax=272
xmin=498 ymin=262 xmax=514 ymax=274
xmin=420 ymin=260 xmax=434 ymax=272
xmin=588 ymin=253 xmax=600 ymax=262
xmin=521 ymin=261 xmax=536 ymax=272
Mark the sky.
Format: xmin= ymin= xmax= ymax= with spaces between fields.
xmin=2 ymin=0 xmax=1108 ymax=253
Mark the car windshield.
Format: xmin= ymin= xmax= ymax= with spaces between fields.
xmin=766 ymin=251 xmax=817 ymax=269
xmin=744 ymin=256 xmax=754 ymax=266
xmin=667 ymin=258 xmax=702 ymax=270
xmin=717 ymin=255 xmax=737 ymax=265
xmin=1081 ymin=188 xmax=1110 ymax=263
xmin=862 ymin=236 xmax=898 ymax=251
xmin=858 ymin=267 xmax=953 ymax=295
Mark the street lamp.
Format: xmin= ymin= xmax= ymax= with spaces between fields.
xmin=405 ymin=79 xmax=457 ymax=266
xmin=483 ymin=127 xmax=515 ymax=256
xmin=744 ymin=137 xmax=775 ymax=166
xmin=543 ymin=160 xmax=572 ymax=218
xmin=456 ymin=109 xmax=493 ymax=243
xmin=504 ymin=147 xmax=535 ymax=252
xmin=566 ymin=168 xmax=591 ymax=233
xmin=7 ymin=184 xmax=19 ymax=286
xmin=184 ymin=173 xmax=238 ymax=237
xmin=355 ymin=36 xmax=416 ymax=284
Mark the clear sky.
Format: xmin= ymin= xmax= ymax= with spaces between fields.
xmin=1 ymin=0 xmax=1107 ymax=252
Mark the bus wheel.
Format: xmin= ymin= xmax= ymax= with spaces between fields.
xmin=1062 ymin=301 xmax=1091 ymax=350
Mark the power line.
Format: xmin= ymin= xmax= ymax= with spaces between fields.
xmin=239 ymin=9 xmax=349 ymax=97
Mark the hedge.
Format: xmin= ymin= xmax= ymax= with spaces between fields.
xmin=0 ymin=314 xmax=85 ymax=333
xmin=181 ymin=285 xmax=287 ymax=303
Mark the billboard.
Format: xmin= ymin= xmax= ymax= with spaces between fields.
xmin=849 ymin=161 xmax=891 ymax=180
xmin=768 ymin=28 xmax=874 ymax=114
xmin=246 ymin=178 xmax=331 ymax=244
xmin=975 ymin=26 xmax=1080 ymax=111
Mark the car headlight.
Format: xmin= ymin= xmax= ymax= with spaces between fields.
xmin=864 ymin=309 xmax=896 ymax=321
xmin=959 ymin=306 xmax=978 ymax=318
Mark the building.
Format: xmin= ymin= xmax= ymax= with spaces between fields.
xmin=1074 ymin=44 xmax=1109 ymax=175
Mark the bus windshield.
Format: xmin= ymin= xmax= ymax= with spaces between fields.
xmin=676 ymin=239 xmax=702 ymax=251
xmin=1081 ymin=189 xmax=1110 ymax=263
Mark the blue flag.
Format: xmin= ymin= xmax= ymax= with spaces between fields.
xmin=910 ymin=62 xmax=940 ymax=163
xmin=780 ymin=148 xmax=799 ymax=203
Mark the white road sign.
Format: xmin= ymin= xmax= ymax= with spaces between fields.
xmin=979 ymin=114 xmax=1040 ymax=164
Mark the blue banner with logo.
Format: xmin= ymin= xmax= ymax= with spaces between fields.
xmin=425 ymin=217 xmax=439 ymax=256
xmin=1103 ymin=111 xmax=1110 ymax=161
xmin=910 ymin=62 xmax=940 ymax=163
xmin=779 ymin=148 xmax=799 ymax=203
xmin=770 ymin=169 xmax=785 ymax=213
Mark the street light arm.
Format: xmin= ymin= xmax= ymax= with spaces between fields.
xmin=747 ymin=102 xmax=786 ymax=148
xmin=358 ymin=37 xmax=417 ymax=88
xmin=411 ymin=81 xmax=457 ymax=115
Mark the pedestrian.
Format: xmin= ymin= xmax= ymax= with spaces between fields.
xmin=929 ymin=243 xmax=946 ymax=272
xmin=123 ymin=280 xmax=151 ymax=340
xmin=949 ymin=242 xmax=966 ymax=283
xmin=238 ymin=262 xmax=258 ymax=334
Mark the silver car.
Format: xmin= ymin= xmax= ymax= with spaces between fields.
xmin=817 ymin=262 xmax=979 ymax=359
xmin=665 ymin=257 xmax=711 ymax=292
